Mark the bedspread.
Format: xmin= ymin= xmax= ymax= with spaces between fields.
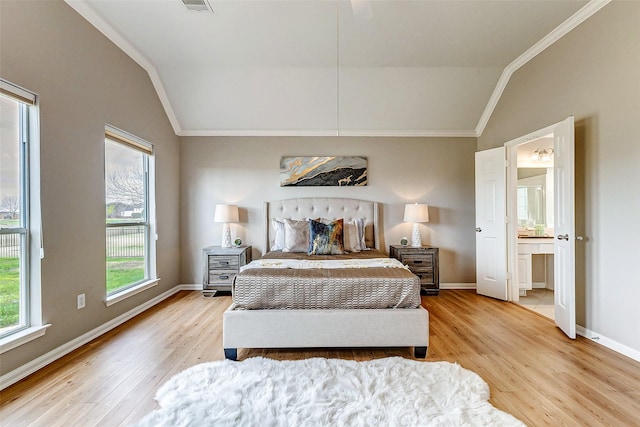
xmin=233 ymin=252 xmax=420 ymax=310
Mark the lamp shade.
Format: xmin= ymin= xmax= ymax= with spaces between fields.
xmin=403 ymin=203 xmax=429 ymax=223
xmin=214 ymin=204 xmax=239 ymax=223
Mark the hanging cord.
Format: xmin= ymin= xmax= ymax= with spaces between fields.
xmin=336 ymin=0 xmax=340 ymax=136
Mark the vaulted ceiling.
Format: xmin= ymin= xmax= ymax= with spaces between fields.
xmin=66 ymin=0 xmax=604 ymax=137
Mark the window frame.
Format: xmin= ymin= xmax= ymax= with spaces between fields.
xmin=104 ymin=125 xmax=158 ymax=305
xmin=0 ymin=79 xmax=47 ymax=352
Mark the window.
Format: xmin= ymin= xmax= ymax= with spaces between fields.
xmin=105 ymin=126 xmax=156 ymax=300
xmin=0 ymin=79 xmax=40 ymax=342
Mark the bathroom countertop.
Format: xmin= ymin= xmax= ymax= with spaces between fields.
xmin=517 ymin=237 xmax=554 ymax=243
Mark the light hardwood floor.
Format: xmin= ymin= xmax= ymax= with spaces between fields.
xmin=1 ymin=290 xmax=639 ymax=426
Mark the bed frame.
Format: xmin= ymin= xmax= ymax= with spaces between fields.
xmin=223 ymin=198 xmax=429 ymax=360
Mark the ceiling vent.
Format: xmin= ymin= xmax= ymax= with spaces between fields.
xmin=181 ymin=0 xmax=213 ymax=13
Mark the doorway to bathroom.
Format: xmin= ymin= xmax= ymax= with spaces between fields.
xmin=505 ymin=117 xmax=576 ymax=338
xmin=475 ymin=116 xmax=576 ymax=338
xmin=512 ymin=135 xmax=555 ymax=319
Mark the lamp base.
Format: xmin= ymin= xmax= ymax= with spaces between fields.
xmin=221 ymin=223 xmax=232 ymax=248
xmin=411 ymin=223 xmax=422 ymax=247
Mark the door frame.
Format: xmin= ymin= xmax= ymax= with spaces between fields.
xmin=505 ymin=122 xmax=558 ymax=303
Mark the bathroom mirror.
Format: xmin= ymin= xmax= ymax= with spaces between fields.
xmin=517 ymin=169 xmax=553 ymax=228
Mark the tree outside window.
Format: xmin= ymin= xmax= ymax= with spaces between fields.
xmin=105 ymin=135 xmax=152 ymax=295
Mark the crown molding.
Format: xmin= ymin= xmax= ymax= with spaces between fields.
xmin=475 ymin=0 xmax=611 ymax=137
xmin=336 ymin=129 xmax=478 ymax=138
xmin=179 ymin=129 xmax=339 ymax=137
xmin=64 ymin=0 xmax=183 ymax=135
xmin=178 ymin=129 xmax=477 ymax=138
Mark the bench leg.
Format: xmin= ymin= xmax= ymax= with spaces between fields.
xmin=414 ymin=346 xmax=427 ymax=359
xmin=224 ymin=348 xmax=237 ymax=361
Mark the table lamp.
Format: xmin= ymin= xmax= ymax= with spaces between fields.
xmin=214 ymin=204 xmax=239 ymax=248
xmin=404 ymin=203 xmax=429 ymax=247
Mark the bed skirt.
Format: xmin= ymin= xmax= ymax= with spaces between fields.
xmin=223 ymin=305 xmax=429 ymax=359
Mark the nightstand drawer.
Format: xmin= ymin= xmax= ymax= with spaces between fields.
xmin=401 ymin=255 xmax=434 ymax=269
xmin=209 ymin=270 xmax=237 ymax=284
xmin=209 ymin=256 xmax=239 ymax=269
xmin=414 ymin=271 xmax=434 ymax=284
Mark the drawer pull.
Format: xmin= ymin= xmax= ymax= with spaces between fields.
xmin=220 ymin=261 xmax=229 ymax=265
xmin=413 ymin=260 xmax=423 ymax=264
xmin=219 ymin=275 xmax=229 ymax=280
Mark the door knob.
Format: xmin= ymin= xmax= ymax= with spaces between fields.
xmin=475 ymin=227 xmax=482 ymax=232
xmin=557 ymin=234 xmax=569 ymax=241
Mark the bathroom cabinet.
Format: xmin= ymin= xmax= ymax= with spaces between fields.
xmin=517 ymin=238 xmax=554 ymax=294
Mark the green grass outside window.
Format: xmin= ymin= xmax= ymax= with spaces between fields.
xmin=0 ymin=257 xmax=145 ymax=328
xmin=0 ymin=258 xmax=19 ymax=329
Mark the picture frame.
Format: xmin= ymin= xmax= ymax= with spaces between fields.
xmin=280 ymin=156 xmax=367 ymax=187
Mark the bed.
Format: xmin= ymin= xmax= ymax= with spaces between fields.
xmin=222 ymin=198 xmax=429 ymax=360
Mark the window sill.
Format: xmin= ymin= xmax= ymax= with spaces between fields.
xmin=0 ymin=324 xmax=51 ymax=354
xmin=105 ymin=278 xmax=160 ymax=307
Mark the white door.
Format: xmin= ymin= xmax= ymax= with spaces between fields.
xmin=553 ymin=116 xmax=576 ymax=338
xmin=475 ymin=147 xmax=507 ymax=300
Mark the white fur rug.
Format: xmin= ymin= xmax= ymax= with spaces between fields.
xmin=136 ymin=357 xmax=525 ymax=427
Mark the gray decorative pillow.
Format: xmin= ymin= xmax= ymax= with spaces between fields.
xmin=282 ymin=218 xmax=309 ymax=252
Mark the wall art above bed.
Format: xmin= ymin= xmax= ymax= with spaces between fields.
xmin=280 ymin=156 xmax=367 ymax=187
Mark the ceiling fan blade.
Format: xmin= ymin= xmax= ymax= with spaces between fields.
xmin=351 ymin=0 xmax=373 ymax=21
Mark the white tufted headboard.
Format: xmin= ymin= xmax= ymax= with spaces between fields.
xmin=264 ymin=198 xmax=380 ymax=254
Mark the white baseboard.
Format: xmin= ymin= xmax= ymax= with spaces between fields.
xmin=0 ymin=284 xmax=197 ymax=391
xmin=576 ymin=325 xmax=640 ymax=363
xmin=440 ymin=283 xmax=477 ymax=290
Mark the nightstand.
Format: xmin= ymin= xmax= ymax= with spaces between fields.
xmin=202 ymin=246 xmax=251 ymax=296
xmin=390 ymin=245 xmax=439 ymax=295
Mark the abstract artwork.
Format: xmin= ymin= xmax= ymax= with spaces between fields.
xmin=280 ymin=156 xmax=368 ymax=187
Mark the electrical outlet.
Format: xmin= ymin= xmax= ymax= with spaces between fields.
xmin=77 ymin=293 xmax=85 ymax=309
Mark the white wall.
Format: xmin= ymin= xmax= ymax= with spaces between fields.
xmin=0 ymin=1 xmax=181 ymax=375
xmin=180 ymin=136 xmax=477 ymax=285
xmin=479 ymin=2 xmax=640 ymax=356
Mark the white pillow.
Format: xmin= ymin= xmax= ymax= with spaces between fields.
xmin=282 ymin=218 xmax=309 ymax=252
xmin=343 ymin=221 xmax=360 ymax=253
xmin=271 ymin=219 xmax=285 ymax=251
xmin=352 ymin=217 xmax=368 ymax=250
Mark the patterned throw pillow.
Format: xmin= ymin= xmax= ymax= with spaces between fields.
xmin=282 ymin=218 xmax=309 ymax=252
xmin=308 ymin=218 xmax=344 ymax=255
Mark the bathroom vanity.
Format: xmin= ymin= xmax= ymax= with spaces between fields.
xmin=517 ymin=237 xmax=554 ymax=294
